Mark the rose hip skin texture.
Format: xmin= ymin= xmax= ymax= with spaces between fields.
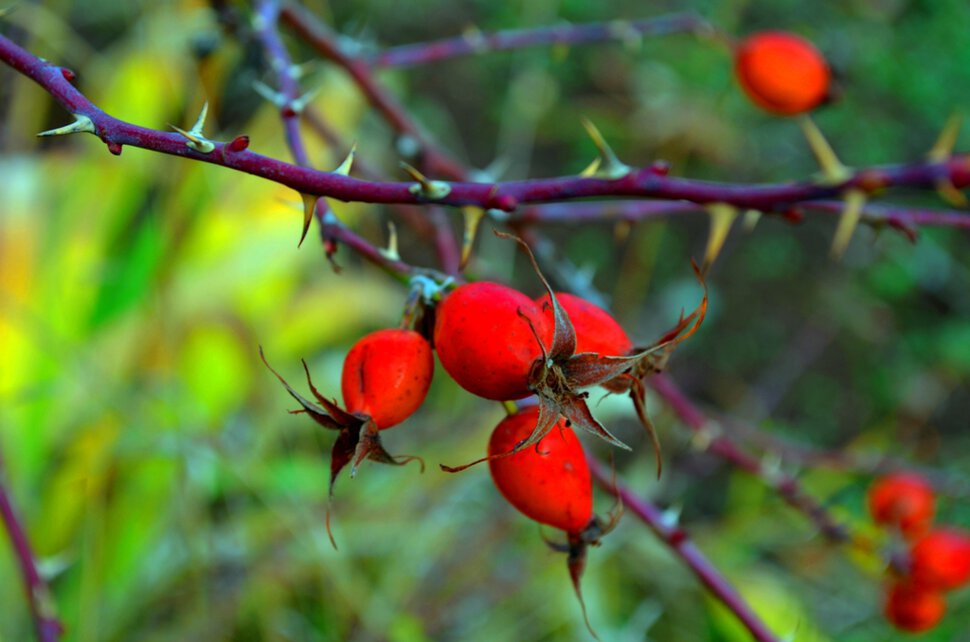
xmin=867 ymin=473 xmax=935 ymax=539
xmin=909 ymin=528 xmax=970 ymax=591
xmin=734 ymin=31 xmax=830 ymax=115
xmin=434 ymin=282 xmax=552 ymax=401
xmin=536 ymin=292 xmax=633 ymax=357
xmin=884 ymin=582 xmax=946 ymax=633
xmin=488 ymin=407 xmax=593 ymax=533
xmin=341 ymin=328 xmax=433 ymax=429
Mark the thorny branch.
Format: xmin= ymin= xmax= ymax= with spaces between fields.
xmin=2 ymin=31 xmax=970 ymax=224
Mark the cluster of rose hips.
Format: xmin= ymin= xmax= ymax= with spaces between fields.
xmin=264 ymin=237 xmax=704 ymax=635
xmin=260 ymin=27 xmax=875 ymax=637
xmin=868 ymin=473 xmax=970 ymax=633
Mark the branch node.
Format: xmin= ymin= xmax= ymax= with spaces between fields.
xmin=171 ymin=102 xmax=215 ymax=153
xmin=580 ymin=117 xmax=631 ymax=179
xmin=401 ymin=162 xmax=451 ymax=199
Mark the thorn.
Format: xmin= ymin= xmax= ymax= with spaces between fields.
xmin=171 ymin=102 xmax=214 ymax=153
xmin=37 ymin=114 xmax=95 ymax=137
xmin=580 ymin=118 xmax=631 ymax=179
xmin=461 ymin=24 xmax=487 ymax=52
xmin=928 ymin=112 xmax=963 ymax=161
xmin=579 ymin=157 xmax=601 ymax=177
xmin=928 ymin=113 xmax=968 ymax=206
xmin=608 ymin=20 xmax=642 ymax=50
xmin=333 ymin=142 xmax=357 ymax=176
xmin=252 ymin=80 xmax=286 ymax=108
xmin=299 ymin=193 xmax=317 ymax=248
xmin=830 ymin=189 xmax=866 ymax=259
xmin=702 ymin=203 xmax=738 ymax=273
xmin=459 ymin=206 xmax=485 ymax=270
xmin=401 ymin=162 xmax=451 ymax=199
xmin=742 ymin=209 xmax=762 ymax=232
xmin=379 ymin=221 xmax=400 ymax=261
xmin=291 ymin=86 xmax=321 ymax=113
xmin=799 ymin=115 xmax=849 ymax=183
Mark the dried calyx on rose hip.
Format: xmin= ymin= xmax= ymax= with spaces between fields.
xmin=534 ymin=286 xmax=705 ymax=477
xmin=734 ymin=31 xmax=831 ymax=116
xmin=260 ymin=327 xmax=432 ymax=546
xmin=486 ymin=407 xmax=619 ymax=640
xmin=867 ymin=473 xmax=935 ymax=539
xmin=440 ymin=233 xmax=706 ymax=475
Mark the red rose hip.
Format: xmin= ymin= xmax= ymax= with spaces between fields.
xmin=909 ymin=528 xmax=970 ymax=591
xmin=884 ymin=582 xmax=946 ymax=633
xmin=434 ymin=282 xmax=552 ymax=401
xmin=867 ymin=473 xmax=935 ymax=539
xmin=488 ymin=406 xmax=593 ymax=533
xmin=341 ymin=328 xmax=433 ymax=429
xmin=734 ymin=31 xmax=830 ymax=115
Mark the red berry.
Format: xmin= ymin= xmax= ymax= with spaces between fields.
xmin=535 ymin=292 xmax=633 ymax=357
xmin=434 ymin=282 xmax=552 ymax=401
xmin=734 ymin=31 xmax=830 ymax=115
xmin=341 ymin=328 xmax=433 ymax=429
xmin=884 ymin=582 xmax=946 ymax=633
xmin=488 ymin=407 xmax=593 ymax=533
xmin=909 ymin=528 xmax=970 ymax=591
xmin=867 ymin=473 xmax=935 ymax=539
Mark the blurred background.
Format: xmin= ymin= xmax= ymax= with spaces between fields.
xmin=1 ymin=0 xmax=969 ymax=640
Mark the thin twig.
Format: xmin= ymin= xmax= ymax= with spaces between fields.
xmin=369 ymin=13 xmax=717 ymax=68
xmin=649 ymin=374 xmax=851 ymax=543
xmin=0 ymin=455 xmax=63 ymax=642
xmin=588 ymin=456 xmax=780 ymax=642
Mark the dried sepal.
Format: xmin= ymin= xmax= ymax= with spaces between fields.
xmin=260 ymin=348 xmax=423 ymax=548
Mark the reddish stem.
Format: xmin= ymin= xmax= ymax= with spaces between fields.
xmin=4 ymin=31 xmax=970 ymax=217
xmin=649 ymin=374 xmax=850 ymax=543
xmin=0 ymin=467 xmax=63 ymax=642
xmin=279 ymin=1 xmax=468 ymax=181
xmin=370 ymin=13 xmax=715 ymax=68
xmin=588 ymin=457 xmax=780 ymax=642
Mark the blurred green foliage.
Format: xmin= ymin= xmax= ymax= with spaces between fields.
xmin=1 ymin=0 xmax=969 ymax=640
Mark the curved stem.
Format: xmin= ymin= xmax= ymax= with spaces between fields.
xmin=0 ymin=459 xmax=62 ymax=642
xmin=588 ymin=457 xmax=779 ymax=642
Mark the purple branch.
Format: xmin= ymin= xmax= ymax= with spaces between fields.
xmin=370 ymin=13 xmax=716 ymax=68
xmin=588 ymin=457 xmax=780 ymax=642
xmin=279 ymin=2 xmax=469 ymax=181
xmin=649 ymin=375 xmax=850 ymax=543
xmin=0 ymin=466 xmax=63 ymax=642
xmin=254 ymin=0 xmax=312 ymax=167
xmin=4 ymin=32 xmax=970 ymax=220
